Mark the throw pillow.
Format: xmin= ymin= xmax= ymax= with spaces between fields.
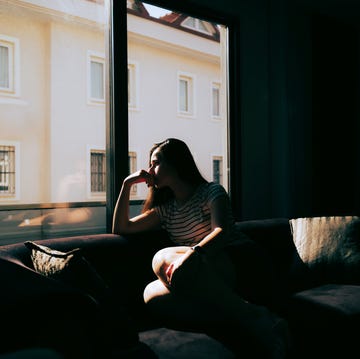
xmin=289 ymin=216 xmax=360 ymax=284
xmin=24 ymin=241 xmax=111 ymax=303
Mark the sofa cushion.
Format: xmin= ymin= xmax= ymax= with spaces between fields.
xmin=286 ymin=284 xmax=360 ymax=358
xmin=24 ymin=241 xmax=110 ymax=303
xmin=290 ymin=284 xmax=360 ymax=318
xmin=290 ymin=216 xmax=360 ymax=284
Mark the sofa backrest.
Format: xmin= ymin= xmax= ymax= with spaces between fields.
xmin=229 ymin=219 xmax=314 ymax=303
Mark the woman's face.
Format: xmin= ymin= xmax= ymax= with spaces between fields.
xmin=149 ymin=148 xmax=177 ymax=188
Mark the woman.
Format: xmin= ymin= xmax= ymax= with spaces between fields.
xmin=112 ymin=138 xmax=291 ymax=358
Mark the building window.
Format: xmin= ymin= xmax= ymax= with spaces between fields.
xmin=211 ymin=82 xmax=220 ymax=118
xmin=212 ymin=156 xmax=223 ymax=185
xmin=129 ymin=151 xmax=137 ymax=196
xmin=178 ymin=72 xmax=194 ymax=116
xmin=128 ymin=62 xmax=138 ymax=109
xmin=91 ymin=150 xmax=106 ymax=193
xmin=182 ymin=17 xmax=212 ymax=35
xmin=88 ymin=51 xmax=105 ymax=103
xmin=0 ymin=143 xmax=19 ymax=198
xmin=0 ymin=35 xmax=19 ymax=96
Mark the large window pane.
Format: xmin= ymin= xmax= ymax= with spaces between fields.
xmin=127 ymin=1 xmax=229 ymax=205
xmin=0 ymin=0 xmax=111 ymax=243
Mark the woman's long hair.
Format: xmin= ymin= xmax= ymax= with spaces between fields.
xmin=142 ymin=138 xmax=207 ymax=212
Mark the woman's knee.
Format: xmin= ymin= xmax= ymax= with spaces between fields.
xmin=143 ymin=279 xmax=170 ymax=304
xmin=151 ymin=248 xmax=168 ymax=278
xmin=152 ymin=246 xmax=187 ymax=279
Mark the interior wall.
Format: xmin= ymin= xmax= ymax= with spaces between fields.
xmin=311 ymin=15 xmax=359 ymax=216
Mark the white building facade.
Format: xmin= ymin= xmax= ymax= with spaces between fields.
xmin=0 ymin=0 xmax=227 ymax=206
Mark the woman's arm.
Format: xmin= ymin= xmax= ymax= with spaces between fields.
xmin=112 ymin=170 xmax=161 ymax=234
xmin=165 ymin=195 xmax=231 ymax=282
xmin=195 ymin=195 xmax=231 ymax=253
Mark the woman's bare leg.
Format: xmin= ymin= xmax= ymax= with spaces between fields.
xmin=149 ymin=246 xmax=268 ymax=320
xmin=145 ymin=247 xmax=291 ymax=358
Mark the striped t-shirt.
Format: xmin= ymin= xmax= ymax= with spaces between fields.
xmin=154 ymin=182 xmax=235 ymax=246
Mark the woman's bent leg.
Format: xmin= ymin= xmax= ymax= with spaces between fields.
xmin=143 ymin=279 xmax=217 ymax=331
xmin=147 ymin=247 xmax=291 ymax=358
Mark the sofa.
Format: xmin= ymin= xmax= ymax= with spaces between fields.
xmin=0 ymin=216 xmax=358 ymax=358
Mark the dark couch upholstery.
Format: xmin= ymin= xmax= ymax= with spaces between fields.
xmin=0 ymin=218 xmax=358 ymax=358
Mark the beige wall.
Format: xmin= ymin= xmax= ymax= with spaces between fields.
xmin=49 ymin=21 xmax=105 ymax=202
xmin=0 ymin=12 xmax=50 ymax=203
xmin=0 ymin=0 xmax=105 ymax=204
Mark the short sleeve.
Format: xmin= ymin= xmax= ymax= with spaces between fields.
xmin=206 ymin=183 xmax=229 ymax=206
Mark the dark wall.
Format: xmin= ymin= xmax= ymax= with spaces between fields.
xmin=285 ymin=2 xmax=360 ymax=219
xmin=311 ymin=15 xmax=359 ymax=216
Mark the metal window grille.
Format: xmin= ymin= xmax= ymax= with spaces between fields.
xmin=0 ymin=145 xmax=15 ymax=194
xmin=91 ymin=150 xmax=106 ymax=192
xmin=213 ymin=157 xmax=223 ymax=185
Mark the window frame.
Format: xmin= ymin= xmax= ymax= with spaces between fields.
xmin=181 ymin=17 xmax=212 ymax=36
xmin=87 ymin=50 xmax=106 ymax=104
xmin=211 ymin=81 xmax=221 ymax=120
xmin=0 ymin=141 xmax=20 ymax=201
xmin=128 ymin=60 xmax=139 ymax=110
xmin=212 ymin=155 xmax=223 ymax=185
xmin=177 ymin=71 xmax=196 ymax=118
xmin=87 ymin=145 xmax=106 ymax=200
xmin=0 ymin=1 xmax=242 ymax=233
xmin=0 ymin=34 xmax=20 ymax=97
xmin=110 ymin=0 xmax=242 ymax=229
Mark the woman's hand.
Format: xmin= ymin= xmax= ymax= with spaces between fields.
xmin=166 ymin=248 xmax=205 ymax=292
xmin=125 ymin=169 xmax=154 ymax=187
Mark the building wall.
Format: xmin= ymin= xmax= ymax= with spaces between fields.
xmin=49 ymin=21 xmax=105 ymax=203
xmin=0 ymin=11 xmax=49 ymax=203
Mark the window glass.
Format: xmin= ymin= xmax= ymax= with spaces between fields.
xmin=128 ymin=62 xmax=137 ymax=108
xmin=0 ymin=45 xmax=9 ymax=88
xmin=90 ymin=59 xmax=105 ymax=100
xmin=0 ymin=0 xmax=110 ymax=244
xmin=179 ymin=78 xmax=189 ymax=112
xmin=127 ymin=1 xmax=228 ymax=205
xmin=212 ymin=82 xmax=220 ymax=118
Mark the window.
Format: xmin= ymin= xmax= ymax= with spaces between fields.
xmin=129 ymin=151 xmax=137 ymax=197
xmin=90 ymin=150 xmax=106 ymax=193
xmin=211 ymin=82 xmax=220 ymax=118
xmin=88 ymin=51 xmax=105 ymax=103
xmin=1 ymin=0 xmax=110 ymax=242
xmin=0 ymin=142 xmax=19 ymax=199
xmin=212 ymin=156 xmax=223 ymax=185
xmin=0 ymin=35 xmax=19 ymax=96
xmin=178 ymin=72 xmax=195 ymax=116
xmin=127 ymin=1 xmax=229 ymax=207
xmin=182 ymin=17 xmax=212 ymax=35
xmin=128 ymin=62 xmax=138 ymax=109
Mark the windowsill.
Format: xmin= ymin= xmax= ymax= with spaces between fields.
xmin=128 ymin=105 xmax=140 ymax=112
xmin=177 ymin=112 xmax=195 ymax=120
xmin=0 ymin=197 xmax=20 ymax=203
xmin=87 ymin=100 xmax=105 ymax=107
xmin=88 ymin=193 xmax=106 ymax=201
xmin=0 ymin=97 xmax=28 ymax=106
